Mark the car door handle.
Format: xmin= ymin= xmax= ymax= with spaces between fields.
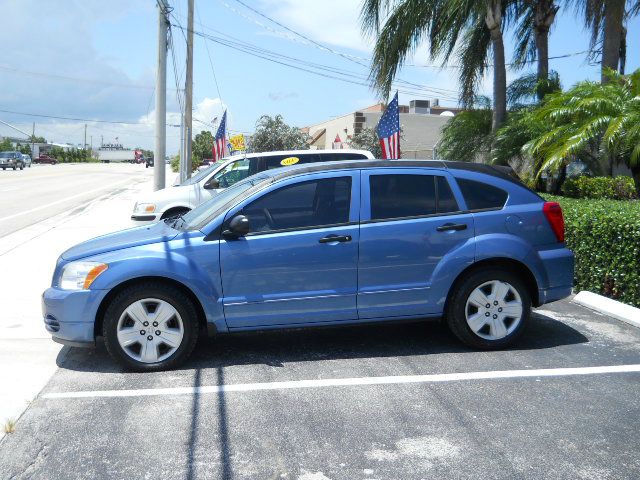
xmin=319 ymin=234 xmax=352 ymax=243
xmin=436 ymin=223 xmax=468 ymax=232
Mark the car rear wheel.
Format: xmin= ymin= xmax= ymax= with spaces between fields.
xmin=445 ymin=268 xmax=531 ymax=349
xmin=103 ymin=283 xmax=199 ymax=371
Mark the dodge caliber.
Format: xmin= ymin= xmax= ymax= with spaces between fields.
xmin=43 ymin=160 xmax=574 ymax=371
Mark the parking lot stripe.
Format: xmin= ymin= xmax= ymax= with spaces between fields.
xmin=42 ymin=364 xmax=640 ymax=400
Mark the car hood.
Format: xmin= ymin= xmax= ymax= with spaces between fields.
xmin=61 ymin=221 xmax=179 ymax=261
xmin=139 ymin=183 xmax=192 ymax=203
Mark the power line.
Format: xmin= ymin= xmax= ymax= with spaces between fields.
xmin=224 ymin=0 xmax=461 ymax=96
xmin=170 ymin=23 xmax=460 ymax=101
xmin=0 ymin=108 xmax=181 ymax=127
xmin=195 ymin=2 xmax=223 ymax=102
xmin=0 ymin=63 xmax=181 ymax=92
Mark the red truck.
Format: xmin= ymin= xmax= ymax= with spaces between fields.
xmin=33 ymin=154 xmax=58 ymax=165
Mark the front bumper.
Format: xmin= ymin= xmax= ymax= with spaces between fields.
xmin=42 ymin=287 xmax=109 ymax=347
xmin=0 ymin=161 xmax=16 ymax=167
xmin=131 ymin=214 xmax=159 ymax=222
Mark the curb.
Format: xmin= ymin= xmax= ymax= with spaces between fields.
xmin=573 ymin=291 xmax=640 ymax=329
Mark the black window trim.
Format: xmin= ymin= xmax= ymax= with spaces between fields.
xmin=360 ymin=210 xmax=468 ymax=226
xmin=241 ymin=220 xmax=358 ymax=238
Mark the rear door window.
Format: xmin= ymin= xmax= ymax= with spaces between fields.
xmin=457 ymin=178 xmax=508 ymax=210
xmin=370 ymin=174 xmax=436 ymax=220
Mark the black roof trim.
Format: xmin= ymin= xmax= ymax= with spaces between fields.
xmin=264 ymin=159 xmax=524 ymax=187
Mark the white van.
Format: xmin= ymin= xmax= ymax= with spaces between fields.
xmin=131 ymin=149 xmax=374 ymax=222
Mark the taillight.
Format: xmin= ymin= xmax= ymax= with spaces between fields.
xmin=542 ymin=202 xmax=565 ymax=243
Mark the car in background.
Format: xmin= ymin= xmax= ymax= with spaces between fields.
xmin=21 ymin=154 xmax=32 ymax=168
xmin=44 ymin=159 xmax=574 ymax=371
xmin=33 ymin=154 xmax=58 ymax=165
xmin=145 ymin=157 xmax=154 ymax=168
xmin=0 ymin=151 xmax=26 ymax=170
xmin=131 ymin=149 xmax=374 ymax=222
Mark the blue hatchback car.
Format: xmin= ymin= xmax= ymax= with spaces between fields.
xmin=43 ymin=160 xmax=574 ymax=371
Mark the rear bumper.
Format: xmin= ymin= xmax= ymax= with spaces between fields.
xmin=536 ymin=246 xmax=575 ymax=306
xmin=42 ymin=287 xmax=108 ymax=347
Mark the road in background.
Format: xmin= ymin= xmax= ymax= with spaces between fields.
xmin=0 ymin=163 xmax=168 ymax=238
xmin=0 ymin=162 xmax=174 ymax=434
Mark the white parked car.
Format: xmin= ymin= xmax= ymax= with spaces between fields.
xmin=131 ymin=149 xmax=375 ymax=222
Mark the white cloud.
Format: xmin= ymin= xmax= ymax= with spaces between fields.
xmin=258 ymin=0 xmax=371 ymax=52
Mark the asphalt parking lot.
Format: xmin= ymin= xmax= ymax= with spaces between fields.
xmin=1 ymin=298 xmax=639 ymax=480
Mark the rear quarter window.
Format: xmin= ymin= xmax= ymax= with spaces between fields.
xmin=456 ymin=178 xmax=508 ymax=210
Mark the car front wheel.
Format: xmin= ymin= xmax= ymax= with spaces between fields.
xmin=446 ymin=268 xmax=531 ymax=349
xmin=103 ymin=283 xmax=199 ymax=371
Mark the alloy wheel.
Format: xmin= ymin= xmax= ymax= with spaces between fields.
xmin=116 ymin=298 xmax=184 ymax=363
xmin=464 ymin=280 xmax=523 ymax=340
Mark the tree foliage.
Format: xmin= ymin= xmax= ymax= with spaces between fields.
xmin=438 ymin=98 xmax=492 ymax=162
xmin=248 ymin=115 xmax=310 ymax=153
xmin=192 ymin=130 xmax=214 ymax=162
xmin=0 ymin=138 xmax=13 ymax=151
xmin=525 ymin=68 xmax=640 ymax=191
xmin=349 ymin=127 xmax=382 ymax=158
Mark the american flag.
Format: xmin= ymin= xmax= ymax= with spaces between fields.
xmin=376 ymin=91 xmax=400 ymax=159
xmin=212 ymin=110 xmax=227 ymax=161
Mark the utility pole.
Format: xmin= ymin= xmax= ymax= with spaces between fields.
xmin=154 ymin=0 xmax=169 ymax=191
xmin=83 ymin=124 xmax=87 ymax=150
xmin=182 ymin=0 xmax=194 ymax=181
xmin=31 ymin=122 xmax=35 ymax=158
xmin=179 ymin=112 xmax=186 ymax=183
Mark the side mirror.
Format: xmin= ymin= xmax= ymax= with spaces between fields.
xmin=222 ymin=215 xmax=250 ymax=239
xmin=204 ymin=178 xmax=220 ymax=190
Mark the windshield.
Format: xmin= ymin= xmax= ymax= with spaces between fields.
xmin=179 ymin=163 xmax=220 ymax=186
xmin=179 ymin=174 xmax=267 ymax=230
xmin=0 ymin=152 xmax=12 ymax=158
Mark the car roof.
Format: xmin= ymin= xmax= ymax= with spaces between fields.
xmin=254 ymin=159 xmax=523 ymax=186
xmin=224 ymin=149 xmax=373 ymax=160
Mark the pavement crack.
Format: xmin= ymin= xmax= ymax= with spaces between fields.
xmin=8 ymin=438 xmax=48 ymax=480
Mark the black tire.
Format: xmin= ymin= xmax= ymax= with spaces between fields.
xmin=445 ymin=268 xmax=531 ymax=350
xmin=103 ymin=282 xmax=199 ymax=371
xmin=19 ymin=163 xmax=24 ymax=170
xmin=12 ymin=166 xmax=16 ymax=170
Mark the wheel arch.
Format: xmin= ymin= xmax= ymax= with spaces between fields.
xmin=444 ymin=258 xmax=540 ymax=314
xmin=160 ymin=205 xmax=192 ymax=219
xmin=94 ymin=276 xmax=209 ymax=339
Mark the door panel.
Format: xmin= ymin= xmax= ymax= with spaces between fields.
xmin=220 ymin=172 xmax=360 ymax=328
xmin=357 ymin=169 xmax=474 ymax=319
xmin=221 ymin=225 xmax=359 ymax=327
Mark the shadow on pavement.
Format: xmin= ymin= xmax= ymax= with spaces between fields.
xmin=56 ymin=311 xmax=589 ymax=374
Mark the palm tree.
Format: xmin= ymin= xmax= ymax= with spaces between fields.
xmin=513 ymin=0 xmax=559 ymax=89
xmin=361 ymin=0 xmax=518 ymax=131
xmin=526 ymin=69 xmax=640 ymax=192
xmin=573 ymin=0 xmax=640 ymax=83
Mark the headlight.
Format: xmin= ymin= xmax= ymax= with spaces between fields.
xmin=134 ymin=203 xmax=156 ymax=213
xmin=59 ymin=262 xmax=108 ymax=290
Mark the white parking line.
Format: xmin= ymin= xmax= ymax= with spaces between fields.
xmin=42 ymin=364 xmax=640 ymax=399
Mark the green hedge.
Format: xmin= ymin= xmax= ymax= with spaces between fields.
xmin=543 ymin=194 xmax=640 ymax=307
xmin=561 ymin=176 xmax=637 ymax=200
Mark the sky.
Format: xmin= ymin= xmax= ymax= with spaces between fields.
xmin=1 ymin=0 xmax=639 ymax=155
